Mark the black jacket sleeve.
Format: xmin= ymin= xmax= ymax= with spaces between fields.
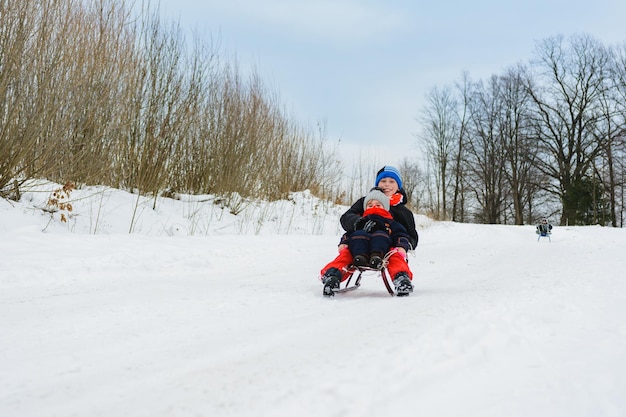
xmin=390 ymin=205 xmax=418 ymax=249
xmin=388 ymin=219 xmax=411 ymax=252
xmin=340 ymin=197 xmax=365 ymax=232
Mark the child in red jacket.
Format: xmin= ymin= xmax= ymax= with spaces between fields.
xmin=345 ymin=188 xmax=411 ymax=270
xmin=321 ymin=185 xmax=414 ymax=297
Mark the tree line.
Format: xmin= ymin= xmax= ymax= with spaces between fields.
xmin=0 ymin=0 xmax=342 ymax=210
xmin=4 ymin=2 xmax=625 ymax=227
xmin=417 ymin=34 xmax=626 ymax=226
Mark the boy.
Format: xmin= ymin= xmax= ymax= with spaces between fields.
xmin=320 ymin=167 xmax=415 ymax=297
xmin=345 ymin=187 xmax=412 ymax=270
xmin=536 ymin=218 xmax=553 ymax=236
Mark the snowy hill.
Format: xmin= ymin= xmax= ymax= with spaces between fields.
xmin=1 ymin=181 xmax=625 ymax=417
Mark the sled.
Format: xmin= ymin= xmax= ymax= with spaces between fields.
xmin=536 ymin=224 xmax=552 ymax=242
xmin=333 ymin=251 xmax=396 ymax=296
xmin=537 ymin=231 xmax=551 ymax=242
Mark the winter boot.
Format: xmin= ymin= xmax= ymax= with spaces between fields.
xmin=353 ymin=255 xmax=368 ymax=268
xmin=369 ymin=252 xmax=384 ymax=269
xmin=393 ymin=272 xmax=413 ymax=296
xmin=322 ymin=268 xmax=342 ymax=297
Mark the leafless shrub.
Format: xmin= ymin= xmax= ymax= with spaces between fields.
xmin=0 ymin=0 xmax=340 ymax=217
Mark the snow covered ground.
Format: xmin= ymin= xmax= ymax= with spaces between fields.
xmin=1 ymin=181 xmax=625 ymax=417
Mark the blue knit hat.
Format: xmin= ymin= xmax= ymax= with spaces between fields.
xmin=375 ymin=166 xmax=403 ymax=190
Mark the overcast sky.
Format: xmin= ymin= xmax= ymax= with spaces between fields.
xmin=154 ymin=0 xmax=626 ymax=167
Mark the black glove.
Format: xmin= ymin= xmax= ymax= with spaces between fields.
xmin=354 ymin=217 xmax=383 ymax=233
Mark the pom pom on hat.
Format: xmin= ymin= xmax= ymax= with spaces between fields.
xmin=375 ymin=166 xmax=403 ymax=189
xmin=363 ymin=188 xmax=390 ymax=211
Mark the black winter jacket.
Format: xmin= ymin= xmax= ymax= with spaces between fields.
xmin=340 ymin=190 xmax=418 ymax=250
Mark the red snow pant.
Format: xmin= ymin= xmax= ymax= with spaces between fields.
xmin=320 ymin=247 xmax=413 ymax=282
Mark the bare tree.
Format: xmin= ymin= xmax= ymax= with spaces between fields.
xmin=465 ymin=76 xmax=509 ymax=223
xmin=417 ymin=85 xmax=459 ymax=219
xmin=525 ymin=34 xmax=611 ymax=225
xmin=451 ymin=72 xmax=471 ymax=222
xmin=398 ymin=158 xmax=423 ymax=211
xmin=0 ymin=0 xmax=75 ymax=192
xmin=498 ymin=65 xmax=540 ymax=224
xmin=604 ymin=43 xmax=626 ymax=226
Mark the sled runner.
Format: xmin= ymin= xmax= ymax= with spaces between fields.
xmin=333 ymin=251 xmax=396 ymax=296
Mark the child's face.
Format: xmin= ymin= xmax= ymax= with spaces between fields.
xmin=377 ymin=177 xmax=399 ymax=195
xmin=366 ymin=199 xmax=385 ymax=209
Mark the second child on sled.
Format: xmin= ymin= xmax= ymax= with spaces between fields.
xmin=345 ymin=188 xmax=411 ymax=271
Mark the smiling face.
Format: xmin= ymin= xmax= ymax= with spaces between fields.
xmin=376 ymin=177 xmax=399 ymax=196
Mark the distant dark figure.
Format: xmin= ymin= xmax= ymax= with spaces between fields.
xmin=536 ymin=218 xmax=553 ymax=241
